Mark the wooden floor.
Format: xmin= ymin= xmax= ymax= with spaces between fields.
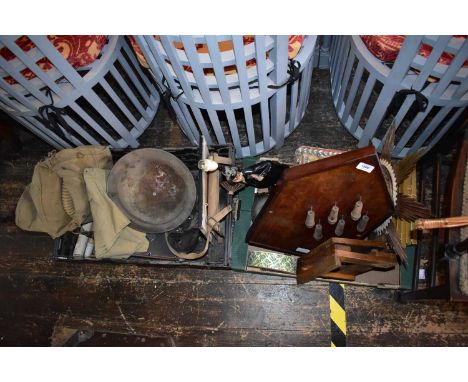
xmin=1 ymin=70 xmax=467 ymax=346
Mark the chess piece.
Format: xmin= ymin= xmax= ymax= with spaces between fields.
xmin=313 ymin=220 xmax=323 ymax=240
xmin=351 ymin=197 xmax=363 ymax=221
xmin=305 ymin=207 xmax=315 ymax=228
xmin=335 ymin=216 xmax=346 ymax=236
xmin=328 ymin=202 xmax=339 ymax=225
xmin=357 ymin=213 xmax=370 ymax=233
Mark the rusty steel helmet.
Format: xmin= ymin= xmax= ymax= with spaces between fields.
xmin=107 ymin=148 xmax=196 ymax=233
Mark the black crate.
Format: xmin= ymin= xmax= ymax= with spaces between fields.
xmin=53 ymin=144 xmax=235 ymax=269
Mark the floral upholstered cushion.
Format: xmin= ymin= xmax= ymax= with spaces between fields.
xmin=361 ymin=35 xmax=467 ymax=66
xmin=1 ymin=35 xmax=108 ymax=84
xmin=128 ymin=35 xmax=305 ymax=73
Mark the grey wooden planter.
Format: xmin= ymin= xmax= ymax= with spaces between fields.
xmin=330 ymin=36 xmax=468 ymax=158
xmin=135 ymin=35 xmax=317 ymax=157
xmin=0 ymin=36 xmax=160 ymax=149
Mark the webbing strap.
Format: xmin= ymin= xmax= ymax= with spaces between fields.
xmin=165 ymin=205 xmax=232 ymax=260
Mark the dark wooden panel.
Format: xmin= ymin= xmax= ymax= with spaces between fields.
xmin=346 ymin=285 xmax=468 ymax=346
xmin=0 ymin=313 xmax=54 ymax=346
xmin=247 ymin=146 xmax=394 ymax=255
xmin=79 ymin=332 xmax=176 ymax=347
xmin=347 ymin=333 xmax=468 ymax=347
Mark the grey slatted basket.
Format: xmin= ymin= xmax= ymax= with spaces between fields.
xmin=0 ymin=35 xmax=160 ymax=149
xmin=135 ymin=35 xmax=317 ymax=157
xmin=330 ymin=36 xmax=468 ymax=158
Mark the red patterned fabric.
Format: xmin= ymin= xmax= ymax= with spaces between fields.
xmin=288 ymin=35 xmax=305 ymax=58
xmin=1 ymin=35 xmax=108 ymax=84
xmin=361 ymin=35 xmax=467 ymax=66
xmin=128 ymin=35 xmax=305 ymax=74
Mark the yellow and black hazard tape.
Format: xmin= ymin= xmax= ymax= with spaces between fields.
xmin=329 ymin=283 xmax=346 ymax=347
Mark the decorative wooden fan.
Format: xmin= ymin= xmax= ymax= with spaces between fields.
xmin=377 ymin=123 xmax=432 ymax=264
xmin=220 ymin=180 xmax=245 ymax=195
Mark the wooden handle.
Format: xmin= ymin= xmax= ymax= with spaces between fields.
xmin=415 ymin=216 xmax=468 ymax=230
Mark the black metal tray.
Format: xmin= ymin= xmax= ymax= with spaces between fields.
xmin=53 ymin=144 xmax=235 ymax=269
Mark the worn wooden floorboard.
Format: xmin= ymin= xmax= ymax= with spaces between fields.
xmin=0 ymin=70 xmax=467 ymax=346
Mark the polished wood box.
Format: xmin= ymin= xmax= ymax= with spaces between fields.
xmin=247 ymin=146 xmax=394 ymax=256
